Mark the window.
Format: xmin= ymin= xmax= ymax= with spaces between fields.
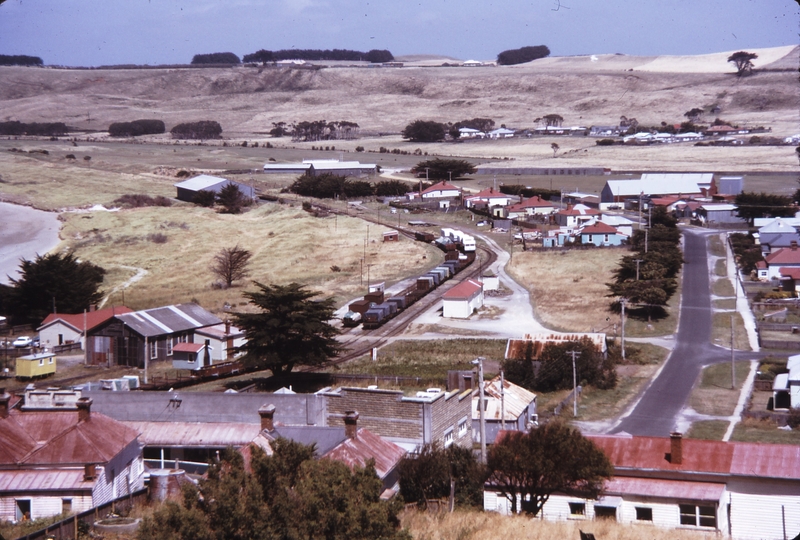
xmin=569 ymin=502 xmax=586 ymax=517
xmin=458 ymin=418 xmax=468 ymax=438
xmin=679 ymin=504 xmax=716 ymax=528
xmin=39 ymin=358 xmax=44 ymax=366
xmin=62 ymin=498 xmax=72 ymax=514
xmin=443 ymin=428 xmax=454 ymax=448
xmin=167 ymin=338 xmax=173 ymax=356
xmin=604 ymin=235 xmax=609 ymax=242
xmin=149 ymin=341 xmax=157 ymax=359
xmin=594 ymin=506 xmax=617 ymax=520
xmin=48 ymin=357 xmax=53 ymax=364
xmin=635 ymin=507 xmax=653 ymax=522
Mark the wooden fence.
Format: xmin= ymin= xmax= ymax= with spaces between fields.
xmin=760 ymin=340 xmax=800 ymax=351
xmin=17 ymin=488 xmax=149 ymax=540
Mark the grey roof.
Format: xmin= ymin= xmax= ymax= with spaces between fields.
xmin=116 ymin=303 xmax=222 ymax=337
xmin=760 ymin=232 xmax=800 ymax=248
xmin=759 ymin=217 xmax=799 ymax=234
xmin=174 ymin=174 xmax=229 ymax=191
xmin=268 ymin=426 xmax=347 ymax=456
xmin=83 ymin=390 xmax=326 ymax=426
xmin=605 ymin=174 xmax=713 ymax=198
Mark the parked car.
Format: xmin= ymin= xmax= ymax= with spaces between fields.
xmin=31 ymin=337 xmax=40 ymax=348
xmin=13 ymin=336 xmax=32 ymax=348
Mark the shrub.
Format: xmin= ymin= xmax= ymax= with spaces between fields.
xmin=193 ymin=190 xmax=216 ymax=208
xmin=365 ymin=49 xmax=394 ymax=63
xmin=355 ymin=146 xmax=364 ymax=152
xmin=402 ymin=120 xmax=446 ymax=142
xmin=496 ymin=45 xmax=550 ymax=65
xmin=114 ymin=194 xmax=173 ymax=208
xmin=190 ymin=52 xmax=241 ymax=64
xmin=108 ymin=119 xmax=165 ymax=137
xmin=170 ymin=120 xmax=223 ymax=139
xmin=596 ymin=138 xmax=616 ymax=146
xmin=147 ymin=233 xmax=168 ymax=244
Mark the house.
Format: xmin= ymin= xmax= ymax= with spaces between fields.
xmin=171 ymin=341 xmax=214 ymax=371
xmin=487 ymin=128 xmax=516 ymax=139
xmin=597 ymin=214 xmax=634 ymax=237
xmin=0 ymin=389 xmax=144 ymax=522
xmin=505 ymin=333 xmax=608 ymax=360
xmin=37 ymin=306 xmax=133 ymax=350
xmin=252 ymin=407 xmax=406 ymax=492
xmin=442 ymin=279 xmax=484 ymax=318
xmin=174 ymin=174 xmax=255 ymax=203
xmin=86 ymin=303 xmax=222 ymax=368
xmin=420 ymin=181 xmax=461 ymax=200
xmin=458 ymin=127 xmax=484 ymax=138
xmin=580 ymin=221 xmax=628 ymax=246
xmin=589 ymin=125 xmax=621 ymax=137
xmin=554 ymin=204 xmax=601 ymax=228
xmin=194 ymin=321 xmax=246 ymax=363
xmin=485 ymin=432 xmax=800 ymax=540
xmin=779 ymin=267 xmax=800 ymax=294
xmin=763 ymin=245 xmax=800 ymax=280
xmin=472 ymin=377 xmax=537 ymax=444
xmin=695 ymin=203 xmax=746 ymax=225
xmin=505 ymin=196 xmax=555 ymax=219
xmin=600 ymin=173 xmax=715 ymax=208
xmin=322 ymin=386 xmax=473 ymax=451
xmin=464 ymin=188 xmax=516 ymax=210
xmin=772 ymin=354 xmax=800 ymax=409
xmin=757 ymin=218 xmax=800 ymax=256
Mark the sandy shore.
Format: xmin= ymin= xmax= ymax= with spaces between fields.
xmin=0 ymin=202 xmax=62 ymax=284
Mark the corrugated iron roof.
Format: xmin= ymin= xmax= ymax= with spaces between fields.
xmin=472 ymin=376 xmax=536 ymax=421
xmin=505 ymin=333 xmax=607 ymax=359
xmin=174 ymin=174 xmax=228 ymax=191
xmin=421 ymin=181 xmax=460 ymax=195
xmin=124 ymin=421 xmax=261 ymax=447
xmin=604 ymin=476 xmax=725 ymax=501
xmin=195 ymin=322 xmax=245 ymax=339
xmin=323 ymin=428 xmax=406 ymax=480
xmin=38 ymin=306 xmax=133 ymax=332
xmin=442 ymin=279 xmax=482 ymax=300
xmin=581 ymin=222 xmax=620 ymax=234
xmin=0 ymin=468 xmax=94 ymax=492
xmin=173 ymin=342 xmax=204 ymax=353
xmin=116 ymin=303 xmax=221 ymax=337
xmin=766 ymin=247 xmax=800 ymax=265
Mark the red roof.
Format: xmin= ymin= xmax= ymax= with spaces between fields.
xmin=780 ymin=267 xmax=800 ymax=280
xmin=765 ymin=247 xmax=800 ymax=266
xmin=442 ymin=279 xmax=483 ymax=300
xmin=323 ymin=428 xmax=406 ymax=480
xmin=173 ymin=342 xmax=205 ymax=353
xmin=466 ymin=187 xmax=507 ymax=200
xmin=650 ymin=195 xmax=683 ymax=207
xmin=0 ymin=406 xmax=140 ymax=467
xmin=557 ymin=205 xmax=600 ymax=216
xmin=581 ymin=222 xmax=620 ymax=235
xmin=421 ymin=181 xmax=460 ymax=195
xmin=39 ymin=306 xmax=133 ymax=332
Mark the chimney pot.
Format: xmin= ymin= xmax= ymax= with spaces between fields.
xmin=344 ymin=410 xmax=359 ymax=440
xmin=259 ymin=404 xmax=276 ymax=432
xmin=77 ymin=397 xmax=92 ymax=422
xmin=0 ymin=390 xmax=10 ymax=419
xmin=224 ymin=320 xmax=231 ymax=334
xmin=670 ymin=432 xmax=683 ymax=464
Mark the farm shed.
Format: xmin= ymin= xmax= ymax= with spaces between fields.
xmin=442 ymin=279 xmax=484 ymax=319
xmin=600 ymin=173 xmax=715 ymax=207
xmin=262 ymin=159 xmax=377 ymax=177
xmin=0 ymin=390 xmax=144 ymax=522
xmin=382 ymin=230 xmax=399 ymax=242
xmin=174 ymin=174 xmax=255 ymax=203
xmin=37 ymin=305 xmax=132 ymax=351
xmin=695 ymin=203 xmax=745 ymax=225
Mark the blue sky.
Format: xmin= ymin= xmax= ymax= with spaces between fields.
xmin=0 ymin=0 xmax=797 ymax=66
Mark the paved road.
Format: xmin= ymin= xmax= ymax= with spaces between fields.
xmin=610 ymin=228 xmax=765 ymax=436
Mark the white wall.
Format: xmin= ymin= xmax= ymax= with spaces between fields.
xmin=39 ymin=322 xmax=83 ymax=350
xmin=728 ymin=480 xmax=800 ymax=540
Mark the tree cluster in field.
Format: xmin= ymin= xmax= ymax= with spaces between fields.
xmin=0 ymin=253 xmax=105 ymax=325
xmin=136 ymin=442 xmax=409 ymax=540
xmin=288 ymin=173 xmax=375 ymax=199
xmin=170 ymin=120 xmax=223 ymax=139
xmin=0 ymin=121 xmax=68 ymax=136
xmin=108 ymin=119 xmax=165 ymax=137
xmin=403 ymin=117 xmax=502 ymax=142
xmin=398 ymin=422 xmax=611 ymax=517
xmin=190 ymin=52 xmax=241 ymax=64
xmin=0 ymin=54 xmax=43 ymax=66
xmin=503 ymin=337 xmax=617 ymax=393
xmin=496 ymin=45 xmax=551 ymax=66
xmin=113 ymin=194 xmax=172 ymax=208
xmin=607 ymin=206 xmax=682 ymax=322
xmin=449 ymin=117 xmax=496 ymax=139
xmin=410 ymin=158 xmax=477 ymax=180
xmin=273 ymin=120 xmax=359 ymax=141
xmin=499 ymin=185 xmax=560 ymax=201
xmin=243 ymin=48 xmax=394 ymax=64
xmin=729 ymin=233 xmax=763 ymax=275
xmin=194 ymin=183 xmax=252 ymax=214
xmin=734 ymin=192 xmax=795 ymax=226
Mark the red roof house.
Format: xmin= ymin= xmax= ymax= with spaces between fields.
xmin=442 ymin=279 xmax=484 ymax=318
xmin=37 ymin=306 xmax=133 ymax=350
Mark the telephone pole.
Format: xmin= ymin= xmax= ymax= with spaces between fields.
xmin=620 ymin=298 xmax=627 ymax=360
xmin=569 ymin=350 xmax=581 ymax=417
xmin=731 ymin=314 xmax=736 ymax=389
xmin=634 ymin=259 xmax=643 ymax=281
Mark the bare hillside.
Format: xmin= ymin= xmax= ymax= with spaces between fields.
xmin=0 ymin=46 xmax=796 ymax=137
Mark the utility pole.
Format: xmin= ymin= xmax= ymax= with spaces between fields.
xmin=620 ymin=298 xmax=626 ymax=360
xmin=731 ymin=314 xmax=736 ymax=390
xmin=500 ymin=370 xmax=506 ymax=430
xmin=473 ymin=357 xmax=487 ymax=464
xmin=644 ymin=228 xmax=649 ymax=253
xmin=634 ymin=259 xmax=643 ymax=281
xmin=568 ymin=350 xmax=581 ymax=417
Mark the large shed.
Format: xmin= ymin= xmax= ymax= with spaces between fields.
xmin=174 ymin=175 xmax=255 ymax=203
xmin=442 ymin=279 xmax=484 ymax=318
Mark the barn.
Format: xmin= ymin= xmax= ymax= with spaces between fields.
xmin=174 ymin=175 xmax=255 ymax=203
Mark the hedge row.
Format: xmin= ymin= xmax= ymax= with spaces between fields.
xmin=108 ymin=119 xmax=165 ymax=137
xmin=0 ymin=121 xmax=68 ymax=136
xmin=170 ymin=121 xmax=223 ymax=140
xmin=0 ymin=54 xmax=43 ymax=66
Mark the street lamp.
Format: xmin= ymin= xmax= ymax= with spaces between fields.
xmin=472 ymin=356 xmax=487 ymax=464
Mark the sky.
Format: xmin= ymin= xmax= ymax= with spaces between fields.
xmin=0 ymin=0 xmax=797 ymax=66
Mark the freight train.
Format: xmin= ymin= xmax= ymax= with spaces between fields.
xmin=342 ymin=233 xmax=476 ymax=329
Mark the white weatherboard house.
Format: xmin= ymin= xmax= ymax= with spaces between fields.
xmin=442 ymin=279 xmax=483 ymax=318
xmin=484 ymin=432 xmax=800 ymax=540
xmin=773 ymin=354 xmax=800 ymax=410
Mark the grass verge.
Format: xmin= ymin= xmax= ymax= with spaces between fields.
xmin=708 ymin=234 xmax=726 ymax=257
xmin=689 ymin=361 xmax=752 ymax=416
xmin=714 ymin=258 xmax=727 ymax=277
xmin=712 ymin=278 xmax=734 ymax=297
xmin=731 ymin=417 xmax=800 ymax=445
xmin=686 ymin=420 xmax=730 ymax=440
xmin=711 ymin=313 xmax=751 ymax=351
xmin=713 ymin=299 xmax=736 ymax=310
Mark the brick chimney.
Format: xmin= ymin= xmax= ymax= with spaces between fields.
xmin=77 ymin=397 xmax=92 ymax=422
xmin=792 ymin=241 xmax=798 ymax=251
xmin=259 ymin=404 xmax=276 ymax=432
xmin=224 ymin=320 xmax=231 ymax=334
xmin=84 ymin=463 xmax=97 ymax=481
xmin=670 ymin=432 xmax=683 ymax=464
xmin=344 ymin=411 xmax=359 ymax=440
xmin=0 ymin=389 xmax=9 ymax=419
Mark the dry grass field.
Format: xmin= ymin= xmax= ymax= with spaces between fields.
xmin=401 ymin=508 xmax=718 ymax=540
xmin=59 ymin=203 xmax=439 ymax=312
